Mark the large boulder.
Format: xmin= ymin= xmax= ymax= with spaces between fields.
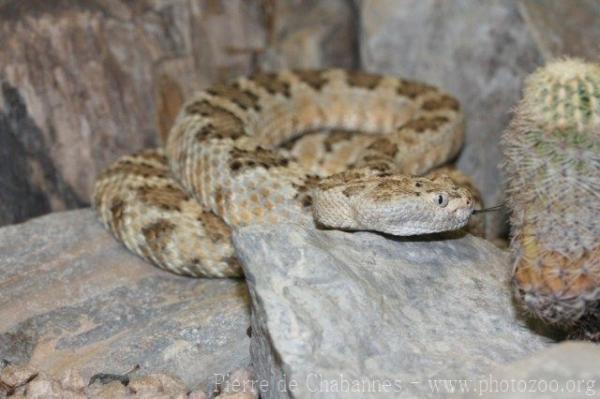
xmin=0 ymin=209 xmax=251 ymax=391
xmin=233 ymin=224 xmax=552 ymax=398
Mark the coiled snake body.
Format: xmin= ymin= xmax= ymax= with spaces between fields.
xmin=94 ymin=69 xmax=477 ymax=277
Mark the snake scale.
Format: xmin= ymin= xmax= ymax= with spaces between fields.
xmin=93 ymin=69 xmax=479 ymax=277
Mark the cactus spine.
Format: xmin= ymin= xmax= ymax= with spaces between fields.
xmin=501 ymin=58 xmax=600 ymax=324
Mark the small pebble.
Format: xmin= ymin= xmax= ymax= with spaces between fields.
xmin=86 ymin=380 xmax=130 ymax=398
xmin=187 ymin=388 xmax=209 ymax=399
xmin=59 ymin=390 xmax=87 ymax=399
xmin=25 ymin=378 xmax=63 ymax=399
xmin=0 ymin=364 xmax=38 ymax=388
xmin=128 ymin=373 xmax=187 ymax=396
xmin=60 ymin=368 xmax=86 ymax=392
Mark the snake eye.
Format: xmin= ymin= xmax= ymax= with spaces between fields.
xmin=434 ymin=193 xmax=449 ymax=207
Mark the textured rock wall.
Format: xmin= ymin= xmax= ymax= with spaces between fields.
xmin=0 ymin=0 xmax=356 ymax=226
xmin=1 ymin=0 xmax=599 ymax=236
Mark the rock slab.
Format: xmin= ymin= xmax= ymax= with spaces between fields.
xmin=464 ymin=342 xmax=600 ymax=399
xmin=0 ymin=209 xmax=251 ymax=390
xmin=233 ymin=225 xmax=551 ymax=398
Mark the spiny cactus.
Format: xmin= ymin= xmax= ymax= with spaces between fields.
xmin=501 ymin=58 xmax=600 ymax=325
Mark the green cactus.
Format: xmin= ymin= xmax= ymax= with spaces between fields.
xmin=522 ymin=59 xmax=600 ymax=132
xmin=501 ymin=58 xmax=600 ymax=325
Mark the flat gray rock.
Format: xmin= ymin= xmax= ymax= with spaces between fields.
xmin=0 ymin=209 xmax=251 ymax=390
xmin=233 ymin=224 xmax=551 ymax=399
xmin=464 ymin=342 xmax=600 ymax=399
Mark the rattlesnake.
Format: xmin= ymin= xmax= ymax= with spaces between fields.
xmin=93 ymin=69 xmax=479 ymax=277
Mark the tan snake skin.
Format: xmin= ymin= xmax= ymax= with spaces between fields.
xmin=93 ymin=69 xmax=478 ymax=277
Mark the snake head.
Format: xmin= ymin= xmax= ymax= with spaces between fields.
xmin=313 ymin=174 xmax=474 ymax=236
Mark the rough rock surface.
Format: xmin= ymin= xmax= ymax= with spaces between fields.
xmin=464 ymin=342 xmax=600 ymax=399
xmin=519 ymin=0 xmax=600 ymax=60
xmin=0 ymin=363 xmax=204 ymax=398
xmin=359 ymin=0 xmax=600 ymax=238
xmin=233 ymin=224 xmax=552 ymax=399
xmin=0 ymin=0 xmax=355 ymax=227
xmin=0 ymin=209 xmax=251 ymax=390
